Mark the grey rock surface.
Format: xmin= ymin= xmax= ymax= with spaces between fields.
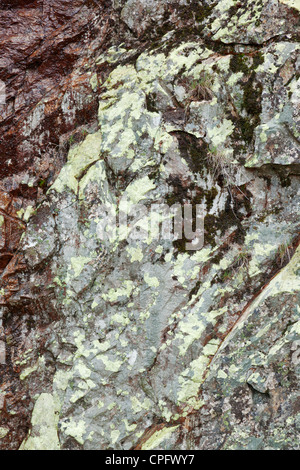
xmin=0 ymin=0 xmax=299 ymax=450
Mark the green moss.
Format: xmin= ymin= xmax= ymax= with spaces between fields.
xmin=238 ymin=117 xmax=254 ymax=143
xmin=210 ymin=242 xmax=230 ymax=266
xmin=173 ymin=237 xmax=190 ymax=254
xmin=188 ymin=280 xmax=202 ymax=300
xmin=165 ymin=174 xmax=207 ymax=254
xmin=204 ymin=196 xmax=247 ymax=248
xmin=173 ymin=131 xmax=209 ymax=174
xmin=240 ymin=74 xmax=263 ymax=143
xmin=38 ymin=179 xmax=47 ymax=189
xmin=204 ymin=187 xmax=218 ymax=212
xmin=166 ymin=193 xmax=180 ymax=207
xmin=69 ymin=135 xmax=75 ymax=146
xmin=229 ymin=53 xmax=263 ymax=144
xmin=230 ymin=54 xmax=250 ymax=75
xmin=204 ymin=214 xmax=218 ymax=247
xmin=193 ymin=2 xmax=216 ymax=22
xmin=139 ymin=0 xmax=214 ymax=44
xmin=175 ymin=1 xmax=215 ymax=24
xmin=146 ymin=93 xmax=158 ymax=113
xmin=227 ymin=4 xmax=240 ymax=18
xmin=243 ymin=74 xmax=262 ymax=117
xmin=166 ymin=176 xmax=203 ymax=207
xmin=275 ymin=166 xmax=292 ymax=187
xmin=220 ymin=269 xmax=232 ymax=282
xmin=252 ymin=51 xmax=265 ymax=70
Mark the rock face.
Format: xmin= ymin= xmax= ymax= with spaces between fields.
xmin=0 ymin=0 xmax=299 ymax=450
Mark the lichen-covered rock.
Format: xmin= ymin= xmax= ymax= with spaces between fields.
xmin=0 ymin=0 xmax=299 ymax=451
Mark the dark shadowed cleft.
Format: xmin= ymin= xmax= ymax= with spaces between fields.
xmin=171 ymin=131 xmax=209 ymax=174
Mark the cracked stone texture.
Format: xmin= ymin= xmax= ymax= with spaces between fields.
xmin=0 ymin=0 xmax=299 ymax=450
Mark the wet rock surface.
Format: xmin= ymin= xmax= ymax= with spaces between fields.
xmin=0 ymin=0 xmax=299 ymax=450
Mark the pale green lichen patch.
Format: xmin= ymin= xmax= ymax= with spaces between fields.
xmin=102 ymin=280 xmax=136 ymax=303
xmin=53 ymin=369 xmax=72 ymax=392
xmin=141 ymin=425 xmax=179 ymax=450
xmin=207 ymin=119 xmax=235 ymax=147
xmin=20 ymin=394 xmax=61 ymax=450
xmin=17 ymin=205 xmax=36 ymax=222
xmin=90 ymin=73 xmax=98 ymax=91
xmin=268 ymin=245 xmax=300 ymax=295
xmin=96 ymin=45 xmax=129 ymax=66
xmin=126 ymin=246 xmax=144 ymax=262
xmin=20 ymin=358 xmax=42 ymax=381
xmin=208 ymin=0 xmax=264 ymax=42
xmin=123 ymin=176 xmax=156 ymax=206
xmin=177 ymin=338 xmax=221 ymax=406
xmin=70 ymin=256 xmax=93 ymax=278
xmin=0 ymin=428 xmax=9 ymax=439
xmin=60 ymin=419 xmax=87 ymax=446
xmin=175 ymin=304 xmax=226 ymax=357
xmin=100 ymin=355 xmax=124 ymax=373
xmin=144 ymin=272 xmax=159 ymax=288
xmin=51 ymin=132 xmax=102 ymax=194
xmin=279 ymin=0 xmax=300 ymax=11
xmin=79 ymin=160 xmax=107 ymax=199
